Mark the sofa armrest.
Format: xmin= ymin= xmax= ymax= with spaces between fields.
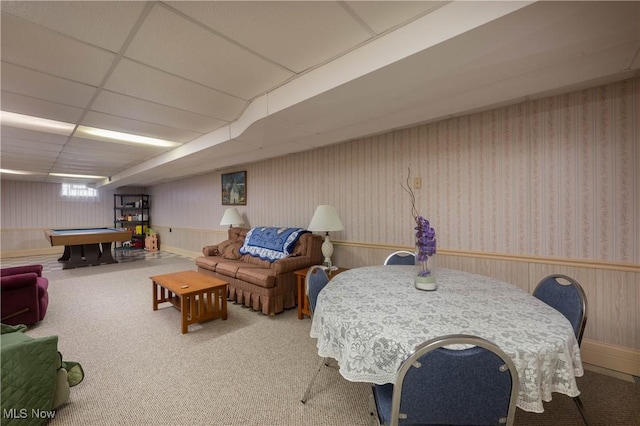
xmin=202 ymin=245 xmax=220 ymax=256
xmin=0 ymin=265 xmax=43 ymax=278
xmin=272 ymin=256 xmax=314 ymax=275
xmin=1 ymin=273 xmax=38 ymax=290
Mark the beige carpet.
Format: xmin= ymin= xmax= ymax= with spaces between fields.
xmin=19 ymin=257 xmax=639 ymax=425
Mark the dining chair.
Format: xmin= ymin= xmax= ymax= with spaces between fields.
xmin=301 ymin=265 xmax=331 ymax=404
xmin=383 ymin=251 xmax=415 ymax=266
xmin=533 ymin=274 xmax=589 ymax=425
xmin=369 ymin=334 xmax=519 ymax=426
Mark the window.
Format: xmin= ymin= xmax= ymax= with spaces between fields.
xmin=61 ymin=183 xmax=98 ymax=198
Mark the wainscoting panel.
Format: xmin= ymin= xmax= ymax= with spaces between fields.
xmin=330 ymin=242 xmax=639 ymax=376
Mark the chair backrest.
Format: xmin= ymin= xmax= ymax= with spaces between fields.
xmin=533 ymin=274 xmax=588 ymax=344
xmin=384 ymin=251 xmax=415 ymax=266
xmin=305 ymin=265 xmax=330 ymax=315
xmin=390 ymin=334 xmax=519 ymax=426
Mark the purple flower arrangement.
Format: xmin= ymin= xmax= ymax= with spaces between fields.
xmin=415 ymin=216 xmax=436 ymax=277
xmin=401 ymin=168 xmax=437 ymax=283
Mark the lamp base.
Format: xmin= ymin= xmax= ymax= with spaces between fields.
xmin=321 ymin=233 xmax=334 ymax=269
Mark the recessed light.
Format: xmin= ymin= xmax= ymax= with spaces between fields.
xmin=0 ymin=168 xmax=46 ymax=176
xmin=49 ymin=173 xmax=107 ymax=179
xmin=1 ymin=111 xmax=181 ymax=148
xmin=0 ymin=111 xmax=75 ymax=135
xmin=76 ymin=126 xmax=180 ymax=147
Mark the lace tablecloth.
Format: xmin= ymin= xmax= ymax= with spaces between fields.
xmin=309 ymin=266 xmax=584 ymax=413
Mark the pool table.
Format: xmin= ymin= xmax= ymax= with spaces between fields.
xmin=44 ymin=228 xmax=133 ymax=269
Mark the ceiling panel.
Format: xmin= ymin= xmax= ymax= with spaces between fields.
xmin=126 ymin=3 xmax=294 ymax=100
xmin=0 ymin=160 xmax=55 ymax=173
xmin=0 ymin=126 xmax=68 ymax=146
xmin=64 ymin=136 xmax=171 ymax=158
xmin=91 ymin=90 xmax=227 ymax=135
xmin=345 ymin=1 xmax=448 ymax=34
xmin=0 ymin=139 xmax=65 ymax=157
xmin=168 ymin=1 xmax=372 ymax=73
xmin=0 ymin=1 xmax=147 ymax=53
xmin=81 ymin=111 xmax=202 ymax=145
xmin=1 ymin=62 xmax=97 ymax=108
xmin=104 ymin=58 xmax=247 ymax=120
xmin=1 ymin=14 xmax=115 ymax=85
xmin=0 ymin=91 xmax=84 ymax=123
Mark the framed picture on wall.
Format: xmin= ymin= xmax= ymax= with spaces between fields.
xmin=221 ymin=171 xmax=246 ymax=205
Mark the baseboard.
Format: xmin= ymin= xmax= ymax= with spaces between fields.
xmin=581 ymin=339 xmax=640 ymax=376
xmin=160 ymin=245 xmax=199 ymax=259
xmin=0 ymin=247 xmax=62 ymax=259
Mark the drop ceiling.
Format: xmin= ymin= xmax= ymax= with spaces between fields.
xmin=1 ymin=1 xmax=639 ymax=189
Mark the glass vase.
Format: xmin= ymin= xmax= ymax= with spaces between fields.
xmin=415 ymin=250 xmax=437 ymax=291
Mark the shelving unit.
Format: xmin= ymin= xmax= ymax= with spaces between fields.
xmin=114 ymin=194 xmax=150 ymax=249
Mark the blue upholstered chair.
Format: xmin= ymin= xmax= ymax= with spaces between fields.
xmin=301 ymin=265 xmax=331 ymax=404
xmin=370 ymin=334 xmax=519 ymax=426
xmin=533 ymin=274 xmax=589 ymax=425
xmin=383 ymin=251 xmax=415 ymax=266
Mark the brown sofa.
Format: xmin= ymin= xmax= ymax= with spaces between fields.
xmin=196 ymin=227 xmax=322 ymax=316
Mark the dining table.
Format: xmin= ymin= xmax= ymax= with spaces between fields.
xmin=309 ymin=265 xmax=584 ymax=413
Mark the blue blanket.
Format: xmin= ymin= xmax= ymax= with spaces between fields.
xmin=239 ymin=227 xmax=309 ymax=262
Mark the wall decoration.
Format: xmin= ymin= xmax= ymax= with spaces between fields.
xmin=221 ymin=171 xmax=246 ymax=205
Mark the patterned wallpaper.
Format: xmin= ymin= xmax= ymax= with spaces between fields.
xmin=152 ymin=76 xmax=639 ymax=265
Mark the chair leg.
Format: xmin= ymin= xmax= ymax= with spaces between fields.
xmin=301 ymin=357 xmax=329 ymax=404
xmin=369 ymin=387 xmax=381 ymax=426
xmin=573 ymin=395 xmax=590 ymax=425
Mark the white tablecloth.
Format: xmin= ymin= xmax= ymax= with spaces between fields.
xmin=310 ymin=265 xmax=584 ymax=413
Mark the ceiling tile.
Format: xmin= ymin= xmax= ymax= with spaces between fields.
xmin=104 ymin=58 xmax=247 ymax=121
xmin=168 ymin=1 xmax=372 ymax=73
xmin=1 ymin=1 xmax=147 ymax=53
xmin=1 ymin=158 xmax=55 ymax=173
xmin=1 ymin=14 xmax=116 ymax=86
xmin=64 ymin=137 xmax=161 ymax=157
xmin=346 ymin=1 xmax=447 ymax=34
xmin=0 ymin=126 xmax=69 ymax=146
xmin=92 ymin=90 xmax=227 ymax=134
xmin=0 ymin=139 xmax=65 ymax=160
xmin=1 ymin=62 xmax=97 ymax=108
xmin=125 ymin=4 xmax=293 ymax=100
xmin=0 ymin=91 xmax=84 ymax=123
xmin=80 ymin=111 xmax=202 ymax=145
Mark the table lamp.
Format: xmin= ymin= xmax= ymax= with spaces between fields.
xmin=220 ymin=207 xmax=244 ymax=228
xmin=307 ymin=205 xmax=344 ymax=268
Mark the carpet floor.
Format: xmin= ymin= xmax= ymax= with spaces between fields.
xmin=4 ymin=254 xmax=639 ymax=425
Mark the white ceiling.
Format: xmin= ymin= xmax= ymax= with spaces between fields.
xmin=1 ymin=1 xmax=639 ymax=189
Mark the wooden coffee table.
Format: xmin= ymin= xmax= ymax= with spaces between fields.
xmin=150 ymin=270 xmax=228 ymax=334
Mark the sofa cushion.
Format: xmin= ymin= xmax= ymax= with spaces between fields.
xmin=228 ymin=227 xmax=249 ymax=241
xmin=243 ymin=254 xmax=273 ymax=268
xmin=221 ymin=242 xmax=243 ymax=260
xmin=216 ymin=240 xmax=233 ymax=255
xmin=236 ymin=268 xmax=276 ymax=288
xmin=291 ymin=235 xmax=308 ymax=256
xmin=195 ymin=256 xmax=221 ymax=270
xmin=216 ymin=259 xmax=255 ymax=278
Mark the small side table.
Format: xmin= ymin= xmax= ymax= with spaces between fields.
xmin=294 ymin=266 xmax=349 ymax=319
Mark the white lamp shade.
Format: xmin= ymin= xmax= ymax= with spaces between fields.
xmin=307 ymin=205 xmax=344 ymax=232
xmin=220 ymin=208 xmax=244 ymax=226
